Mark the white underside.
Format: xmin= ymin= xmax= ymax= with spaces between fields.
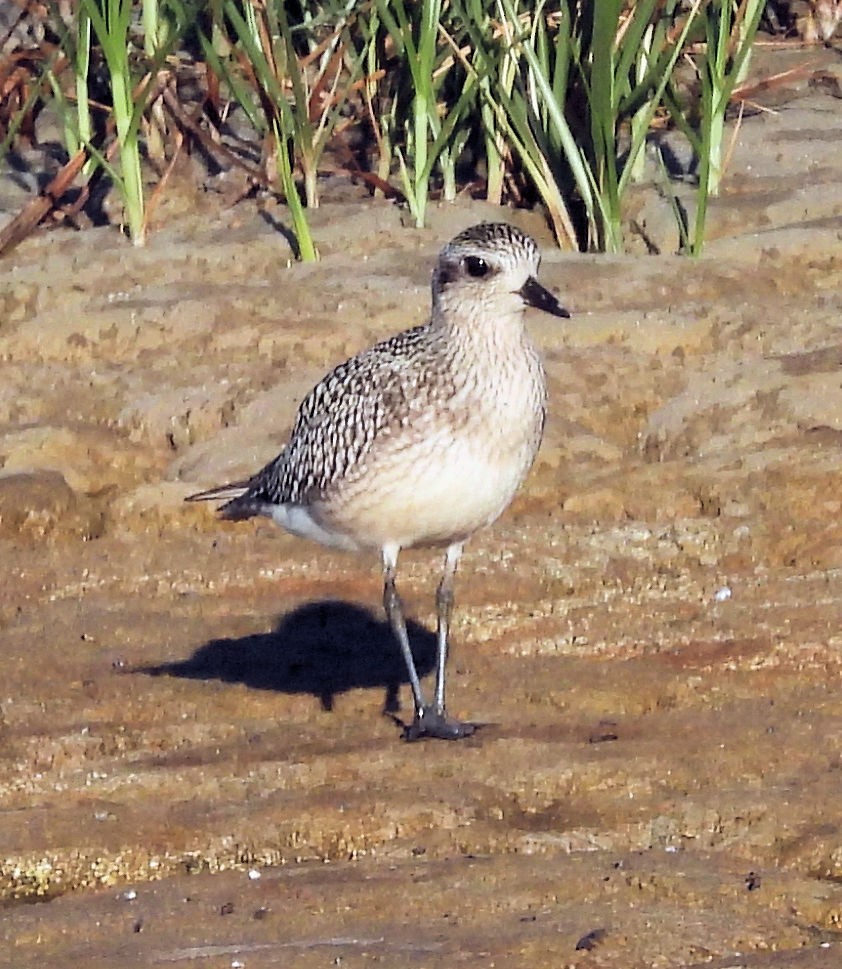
xmin=268 ymin=503 xmax=362 ymax=551
xmin=265 ymin=424 xmax=535 ymax=554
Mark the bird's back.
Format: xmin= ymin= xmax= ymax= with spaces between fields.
xmin=221 ymin=323 xmax=450 ymax=516
xmin=221 ymin=310 xmax=545 ymax=551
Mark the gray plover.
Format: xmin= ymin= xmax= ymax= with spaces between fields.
xmin=187 ymin=222 xmax=569 ymax=740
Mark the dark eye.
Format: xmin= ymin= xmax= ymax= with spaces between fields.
xmin=463 ymin=255 xmax=489 ymax=278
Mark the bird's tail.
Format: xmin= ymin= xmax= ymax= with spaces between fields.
xmin=184 ymin=481 xmax=249 ymax=503
xmin=184 ymin=481 xmax=260 ymax=521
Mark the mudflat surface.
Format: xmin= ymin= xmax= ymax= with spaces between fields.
xmin=4 ymin=47 xmax=842 ymax=969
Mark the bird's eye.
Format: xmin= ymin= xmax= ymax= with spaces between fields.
xmin=463 ymin=255 xmax=489 ymax=278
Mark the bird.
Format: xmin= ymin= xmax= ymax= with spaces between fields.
xmin=186 ymin=222 xmax=569 ymax=741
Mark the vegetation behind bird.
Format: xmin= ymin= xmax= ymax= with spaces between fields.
xmin=0 ymin=1 xmax=769 ymax=257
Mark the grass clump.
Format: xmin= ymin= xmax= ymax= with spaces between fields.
xmin=0 ymin=1 xmax=767 ymax=257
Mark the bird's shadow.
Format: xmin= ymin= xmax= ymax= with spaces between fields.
xmin=140 ymin=600 xmax=436 ymax=716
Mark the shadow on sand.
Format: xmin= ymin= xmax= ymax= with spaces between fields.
xmin=140 ymin=600 xmax=437 ymax=716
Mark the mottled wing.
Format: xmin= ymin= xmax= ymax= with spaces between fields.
xmin=241 ymin=325 xmax=442 ymax=508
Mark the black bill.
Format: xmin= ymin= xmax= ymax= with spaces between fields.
xmin=518 ymin=276 xmax=570 ymax=318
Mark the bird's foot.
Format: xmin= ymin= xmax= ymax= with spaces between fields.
xmin=403 ymin=706 xmax=476 ymax=742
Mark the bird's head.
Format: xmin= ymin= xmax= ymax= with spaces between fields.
xmin=431 ymin=222 xmax=569 ymax=325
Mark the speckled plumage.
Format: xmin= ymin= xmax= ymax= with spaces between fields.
xmin=187 ymin=222 xmax=570 ymax=740
xmin=231 ymin=324 xmax=456 ymax=511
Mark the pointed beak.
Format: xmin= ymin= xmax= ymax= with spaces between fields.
xmin=518 ymin=276 xmax=570 ymax=318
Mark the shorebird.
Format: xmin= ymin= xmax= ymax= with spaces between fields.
xmin=187 ymin=222 xmax=569 ymax=740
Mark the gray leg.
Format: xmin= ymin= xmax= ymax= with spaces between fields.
xmin=434 ymin=543 xmax=461 ymax=715
xmin=381 ymin=543 xmax=474 ymax=742
xmin=382 ymin=546 xmax=426 ymax=715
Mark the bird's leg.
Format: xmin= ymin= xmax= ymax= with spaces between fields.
xmin=382 ymin=545 xmax=475 ymax=741
xmin=420 ymin=543 xmax=475 ymax=739
xmin=434 ymin=543 xmax=460 ymax=715
xmin=382 ymin=546 xmax=426 ymax=716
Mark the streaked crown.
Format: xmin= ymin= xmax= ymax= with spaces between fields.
xmin=432 ymin=222 xmax=542 ymax=303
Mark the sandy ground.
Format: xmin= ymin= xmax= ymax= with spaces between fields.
xmin=4 ymin=44 xmax=842 ymax=969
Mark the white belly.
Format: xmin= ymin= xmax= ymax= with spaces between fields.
xmin=310 ymin=411 xmax=540 ymax=551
